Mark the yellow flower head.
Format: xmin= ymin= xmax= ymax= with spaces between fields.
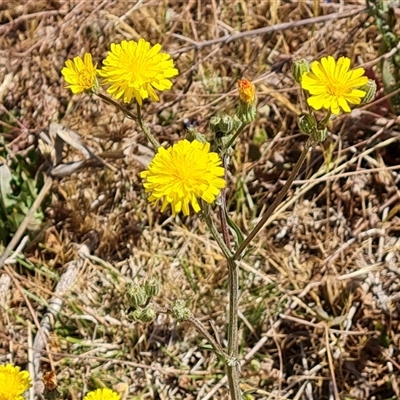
xmin=61 ymin=53 xmax=98 ymax=94
xmin=140 ymin=140 xmax=226 ymax=216
xmin=0 ymin=363 xmax=32 ymax=400
xmin=301 ymin=56 xmax=368 ymax=115
xmin=83 ymin=388 xmax=121 ymax=400
xmin=99 ymin=39 xmax=179 ymax=105
xmin=237 ymin=78 xmax=255 ymax=105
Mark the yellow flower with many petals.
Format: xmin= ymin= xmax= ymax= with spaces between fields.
xmin=0 ymin=363 xmax=32 ymax=400
xmin=301 ymin=56 xmax=369 ymax=115
xmin=140 ymin=140 xmax=226 ymax=216
xmin=99 ymin=39 xmax=179 ymax=105
xmin=61 ymin=53 xmax=98 ymax=94
xmin=83 ymin=388 xmax=121 ymax=400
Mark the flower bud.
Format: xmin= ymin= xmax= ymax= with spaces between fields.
xmin=359 ymin=79 xmax=377 ymax=105
xmin=138 ymin=303 xmax=157 ymax=323
xmin=292 ymin=59 xmax=310 ymax=84
xmin=298 ymin=113 xmax=317 ymax=136
xmin=236 ymin=103 xmax=256 ymax=124
xmin=128 ymin=308 xmax=143 ymax=321
xmin=125 ymin=283 xmax=148 ymax=308
xmin=310 ymin=127 xmax=328 ymax=143
xmin=185 ymin=125 xmax=207 ymax=143
xmin=144 ymin=277 xmax=160 ymax=297
xmin=238 ymin=78 xmax=256 ymax=105
xmin=236 ymin=78 xmax=257 ymax=124
xmin=43 ymin=371 xmax=58 ymax=393
xmin=210 ymin=114 xmax=237 ymax=135
xmin=172 ymin=299 xmax=192 ymax=322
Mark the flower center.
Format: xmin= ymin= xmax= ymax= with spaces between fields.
xmin=124 ymin=59 xmax=151 ymax=86
xmin=174 ymin=167 xmax=194 ymax=186
xmin=79 ymin=71 xmax=94 ymax=88
xmin=325 ymin=78 xmax=347 ymax=96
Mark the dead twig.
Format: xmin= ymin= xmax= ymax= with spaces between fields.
xmin=171 ymin=7 xmax=365 ymax=55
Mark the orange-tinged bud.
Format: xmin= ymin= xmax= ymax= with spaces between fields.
xmin=238 ymin=78 xmax=255 ymax=105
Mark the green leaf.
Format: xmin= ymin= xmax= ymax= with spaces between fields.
xmin=225 ymin=210 xmax=245 ymax=247
xmin=23 ymin=177 xmax=39 ymax=199
xmin=8 ymin=212 xmax=25 ymax=232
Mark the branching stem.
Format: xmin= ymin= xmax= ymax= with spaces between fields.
xmin=223 ymin=122 xmax=246 ymax=152
xmin=202 ymin=201 xmax=242 ymax=399
xmin=233 ymin=139 xmax=314 ymax=261
xmin=136 ymin=103 xmax=160 ymax=150
xmin=96 ymin=93 xmax=137 ymax=121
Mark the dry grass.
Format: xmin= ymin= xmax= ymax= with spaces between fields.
xmin=1 ymin=1 xmax=400 ymax=399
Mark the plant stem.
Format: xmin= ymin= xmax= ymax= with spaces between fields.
xmin=221 ymin=152 xmax=242 ymax=398
xmin=187 ymin=316 xmax=228 ymax=359
xmin=136 ymin=102 xmax=160 ymax=150
xmin=223 ymin=122 xmax=246 ymax=153
xmin=96 ymin=93 xmax=137 ymax=121
xmin=226 ymin=257 xmax=238 ymax=356
xmin=218 ymin=155 xmax=232 ymax=247
xmin=226 ymin=256 xmax=241 ymax=399
xmin=227 ymin=364 xmax=242 ymax=400
xmin=96 ymin=93 xmax=160 ymax=150
xmin=233 ymin=138 xmax=314 ymax=261
xmin=202 ymin=202 xmax=232 ymax=260
xmin=318 ymin=110 xmax=332 ymax=128
xmin=202 ymin=202 xmax=242 ymax=399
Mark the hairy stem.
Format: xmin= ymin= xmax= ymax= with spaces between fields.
xmin=226 ymin=256 xmax=241 ymax=399
xmin=202 ymin=202 xmax=242 ymax=399
xmin=227 ymin=364 xmax=242 ymax=400
xmin=136 ymin=102 xmax=160 ymax=150
xmin=96 ymin=93 xmax=137 ymax=121
xmin=202 ymin=202 xmax=232 ymax=260
xmin=227 ymin=257 xmax=239 ymax=358
xmin=233 ymin=139 xmax=313 ymax=261
xmin=96 ymin=93 xmax=160 ymax=150
xmin=223 ymin=121 xmax=246 ymax=152
xmin=187 ymin=316 xmax=228 ymax=359
xmin=218 ymin=155 xmax=232 ymax=247
xmin=221 ymin=153 xmax=242 ymax=399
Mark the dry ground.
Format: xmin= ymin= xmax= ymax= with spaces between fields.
xmin=1 ymin=1 xmax=400 ymax=399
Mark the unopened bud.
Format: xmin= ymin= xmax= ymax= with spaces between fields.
xmin=236 ymin=78 xmax=257 ymax=124
xmin=43 ymin=371 xmax=58 ymax=393
xmin=139 ymin=303 xmax=157 ymax=323
xmin=210 ymin=114 xmax=237 ymax=135
xmin=292 ymin=59 xmax=310 ymax=84
xmin=185 ymin=126 xmax=207 ymax=143
xmin=238 ymin=78 xmax=256 ymax=105
xmin=128 ymin=304 xmax=156 ymax=323
xmin=236 ymin=103 xmax=257 ymax=124
xmin=128 ymin=308 xmax=143 ymax=321
xmin=145 ymin=277 xmax=161 ymax=297
xmin=359 ymin=79 xmax=377 ymax=105
xmin=125 ymin=283 xmax=148 ymax=308
xmin=298 ymin=113 xmax=317 ymax=136
xmin=310 ymin=127 xmax=328 ymax=143
xmin=172 ymin=299 xmax=192 ymax=322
